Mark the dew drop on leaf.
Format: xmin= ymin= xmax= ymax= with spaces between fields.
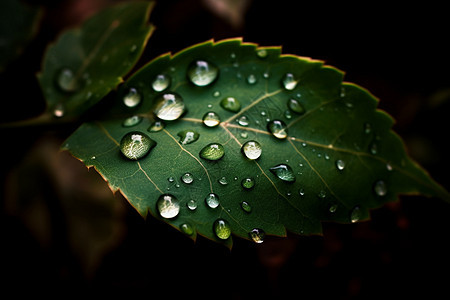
xmin=205 ymin=193 xmax=220 ymax=208
xmin=187 ymin=199 xmax=197 ymax=210
xmin=269 ymin=164 xmax=296 ymax=183
xmin=329 ymin=204 xmax=338 ymax=213
xmin=247 ymin=74 xmax=257 ymax=85
xmin=318 ymin=190 xmax=326 ymax=199
xmin=249 ymin=228 xmax=265 ymax=243
xmin=364 ymin=123 xmax=372 ymax=134
xmin=187 ymin=60 xmax=219 ymax=86
xmin=256 ymin=49 xmax=268 ymax=58
xmin=202 ymin=111 xmax=221 ymax=127
xmin=373 ymin=180 xmax=387 ymax=196
xmin=156 ymin=194 xmax=180 ymax=219
xmin=241 ymin=201 xmax=252 ymax=213
xmin=238 ymin=115 xmax=249 ymax=126
xmin=177 ymin=129 xmax=199 ymax=145
xmin=218 ymin=176 xmax=228 ymax=185
xmin=152 ymin=74 xmax=171 ymax=92
xmin=335 ymin=159 xmax=345 ymax=171
xmin=282 ymin=73 xmax=298 ymax=90
xmin=350 ymin=206 xmax=361 ymax=223
xmin=241 ymin=140 xmax=262 ymax=160
xmin=53 ymin=103 xmax=65 ymax=118
xmin=122 ymin=115 xmax=142 ymax=127
xmin=288 ymin=98 xmax=305 ymax=114
xmin=241 ymin=177 xmax=255 ymax=190
xmin=213 ymin=219 xmax=231 ymax=240
xmin=153 ymin=92 xmax=185 ymax=121
xmin=180 ymin=223 xmax=194 ymax=235
xmin=123 ymin=87 xmax=141 ymax=107
xmin=220 ymin=96 xmax=241 ymax=112
xmin=148 ymin=120 xmax=165 ymax=132
xmin=199 ymin=143 xmax=225 ymax=161
xmin=120 ymin=131 xmax=156 ymax=160
xmin=267 ymin=120 xmax=288 ymax=139
xmin=181 ymin=172 xmax=194 ymax=184
xmin=56 ymin=67 xmax=80 ymax=92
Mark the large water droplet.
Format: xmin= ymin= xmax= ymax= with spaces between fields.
xmin=120 ymin=131 xmax=156 ymax=160
xmin=241 ymin=140 xmax=262 ymax=160
xmin=122 ymin=115 xmax=142 ymax=127
xmin=152 ymin=74 xmax=171 ymax=92
xmin=177 ymin=130 xmax=200 ymax=145
xmin=156 ymin=194 xmax=180 ymax=219
xmin=199 ymin=143 xmax=225 ymax=161
xmin=205 ymin=193 xmax=220 ymax=208
xmin=123 ymin=87 xmax=141 ymax=108
xmin=214 ymin=219 xmax=231 ymax=240
xmin=335 ymin=159 xmax=345 ymax=171
xmin=288 ymin=98 xmax=305 ymax=114
xmin=373 ymin=180 xmax=387 ymax=196
xmin=153 ymin=92 xmax=185 ymax=121
xmin=180 ymin=223 xmax=194 ymax=235
xmin=269 ymin=164 xmax=296 ymax=182
xmin=267 ymin=120 xmax=288 ymax=139
xmin=181 ymin=172 xmax=194 ymax=184
xmin=187 ymin=60 xmax=219 ymax=86
xmin=282 ymin=73 xmax=298 ymax=90
xmin=220 ymin=97 xmax=241 ymax=112
xmin=202 ymin=111 xmax=221 ymax=127
xmin=56 ymin=67 xmax=80 ymax=92
xmin=249 ymin=228 xmax=265 ymax=243
xmin=241 ymin=177 xmax=255 ymax=190
xmin=350 ymin=206 xmax=361 ymax=223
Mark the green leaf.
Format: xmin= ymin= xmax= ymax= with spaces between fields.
xmin=64 ymin=38 xmax=449 ymax=246
xmin=37 ymin=1 xmax=155 ymax=119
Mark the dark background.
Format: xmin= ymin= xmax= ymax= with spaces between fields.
xmin=1 ymin=0 xmax=449 ymax=298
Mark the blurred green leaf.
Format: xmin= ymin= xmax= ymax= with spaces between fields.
xmin=64 ymin=38 xmax=449 ymax=246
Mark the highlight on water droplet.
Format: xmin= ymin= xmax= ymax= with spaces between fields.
xmin=241 ymin=177 xmax=255 ymax=190
xmin=267 ymin=120 xmax=288 ymax=139
xmin=53 ymin=102 xmax=65 ymax=118
xmin=156 ymin=194 xmax=180 ymax=219
xmin=213 ymin=219 xmax=231 ymax=240
xmin=282 ymin=73 xmax=298 ymax=90
xmin=199 ymin=143 xmax=225 ymax=161
xmin=335 ymin=159 xmax=345 ymax=171
xmin=288 ymin=98 xmax=305 ymax=114
xmin=122 ymin=115 xmax=142 ymax=127
xmin=249 ymin=228 xmax=265 ymax=243
xmin=241 ymin=201 xmax=252 ymax=213
xmin=187 ymin=60 xmax=219 ymax=86
xmin=177 ymin=129 xmax=200 ymax=145
xmin=123 ymin=87 xmax=141 ymax=108
xmin=181 ymin=172 xmax=194 ymax=184
xmin=152 ymin=74 xmax=171 ymax=92
xmin=153 ymin=92 xmax=185 ymax=121
xmin=205 ymin=193 xmax=220 ymax=208
xmin=120 ymin=131 xmax=156 ymax=160
xmin=269 ymin=164 xmax=296 ymax=183
xmin=220 ymin=96 xmax=241 ymax=112
xmin=202 ymin=111 xmax=221 ymax=127
xmin=56 ymin=67 xmax=80 ymax=92
xmin=241 ymin=140 xmax=262 ymax=160
xmin=373 ymin=180 xmax=387 ymax=196
xmin=350 ymin=206 xmax=361 ymax=223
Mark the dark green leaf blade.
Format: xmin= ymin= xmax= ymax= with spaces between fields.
xmin=37 ymin=1 xmax=155 ymax=119
xmin=64 ymin=38 xmax=449 ymax=246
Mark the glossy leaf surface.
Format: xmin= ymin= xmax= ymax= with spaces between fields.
xmin=64 ymin=39 xmax=449 ymax=246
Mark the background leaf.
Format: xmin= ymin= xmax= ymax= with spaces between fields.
xmin=64 ymin=38 xmax=449 ymax=246
xmin=37 ymin=1 xmax=155 ymax=119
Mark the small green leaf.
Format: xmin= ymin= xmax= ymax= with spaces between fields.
xmin=37 ymin=1 xmax=155 ymax=118
xmin=64 ymin=38 xmax=449 ymax=246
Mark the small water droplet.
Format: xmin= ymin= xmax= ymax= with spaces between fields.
xmin=256 ymin=49 xmax=268 ymax=58
xmin=213 ymin=219 xmax=231 ymax=240
xmin=56 ymin=67 xmax=81 ymax=92
xmin=187 ymin=199 xmax=197 ymax=210
xmin=369 ymin=142 xmax=378 ymax=155
xmin=123 ymin=87 xmax=141 ymax=108
xmin=120 ymin=131 xmax=156 ymax=160
xmin=269 ymin=164 xmax=296 ymax=183
xmin=241 ymin=177 xmax=255 ymax=190
xmin=237 ymin=115 xmax=249 ymax=126
xmin=129 ymin=44 xmax=137 ymax=53
xmin=340 ymin=86 xmax=346 ymax=97
xmin=168 ymin=176 xmax=175 ymax=183
xmin=350 ymin=206 xmax=361 ymax=223
xmin=249 ymin=228 xmax=265 ymax=243
xmin=318 ymin=190 xmax=326 ymax=199
xmin=202 ymin=111 xmax=221 ymax=127
xmin=386 ymin=163 xmax=393 ymax=171
xmin=148 ymin=120 xmax=165 ymax=132
xmin=247 ymin=74 xmax=257 ymax=85
xmin=267 ymin=120 xmax=288 ymax=139
xmin=364 ymin=123 xmax=372 ymax=134
xmin=282 ymin=73 xmax=298 ymax=90
xmin=205 ymin=193 xmax=220 ymax=208
xmin=288 ymin=98 xmax=305 ymax=114
xmin=156 ymin=194 xmax=180 ymax=219
xmin=181 ymin=172 xmax=194 ymax=184
xmin=213 ymin=91 xmax=221 ymax=97
xmin=335 ymin=159 xmax=345 ymax=171
xmin=241 ymin=201 xmax=252 ymax=213
xmin=218 ymin=176 xmax=228 ymax=185
xmin=187 ymin=60 xmax=219 ymax=86
xmin=153 ymin=92 xmax=185 ymax=121
xmin=329 ymin=204 xmax=338 ymax=213
xmin=373 ymin=180 xmax=387 ymax=196
xmin=177 ymin=129 xmax=200 ymax=145
xmin=240 ymin=132 xmax=248 ymax=139
xmin=220 ymin=97 xmax=241 ymax=112
xmin=152 ymin=74 xmax=171 ymax=92
xmin=299 ymin=188 xmax=305 ymax=196
xmin=53 ymin=103 xmax=65 ymax=118
xmin=284 ymin=109 xmax=292 ymax=119
xmin=122 ymin=115 xmax=142 ymax=127
xmin=180 ymin=223 xmax=194 ymax=235
xmin=199 ymin=143 xmax=225 ymax=161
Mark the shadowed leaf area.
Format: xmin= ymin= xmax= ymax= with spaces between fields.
xmin=64 ymin=38 xmax=449 ymax=247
